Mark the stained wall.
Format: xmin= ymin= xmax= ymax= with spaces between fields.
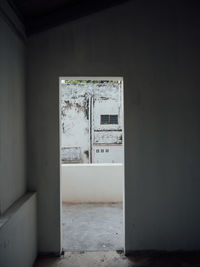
xmin=27 ymin=0 xmax=200 ymax=253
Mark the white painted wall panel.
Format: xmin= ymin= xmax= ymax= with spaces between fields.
xmin=62 ymin=164 xmax=123 ymax=203
xmin=93 ymin=145 xmax=123 ymax=164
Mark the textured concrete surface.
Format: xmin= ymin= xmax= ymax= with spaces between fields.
xmin=34 ymin=251 xmax=200 ymax=267
xmin=0 ymin=9 xmax=26 ymax=215
xmin=28 ymin=0 xmax=200 ymax=253
xmin=62 ymin=203 xmax=123 ymax=251
xmin=0 ymin=194 xmax=37 ymax=267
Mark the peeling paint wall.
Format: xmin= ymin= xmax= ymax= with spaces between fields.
xmin=61 ymin=81 xmax=123 ymax=163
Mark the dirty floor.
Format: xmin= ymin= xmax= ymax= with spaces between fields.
xmin=34 ymin=251 xmax=200 ymax=267
xmin=62 ymin=203 xmax=123 ymax=251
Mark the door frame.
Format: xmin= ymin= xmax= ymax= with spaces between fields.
xmin=59 ymin=76 xmax=125 ymax=252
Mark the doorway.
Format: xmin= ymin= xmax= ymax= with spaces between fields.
xmin=59 ymin=77 xmax=125 ymax=252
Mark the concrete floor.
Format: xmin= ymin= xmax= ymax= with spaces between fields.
xmin=62 ymin=203 xmax=123 ymax=251
xmin=34 ymin=204 xmax=200 ymax=266
xmin=34 ymin=251 xmax=200 ymax=267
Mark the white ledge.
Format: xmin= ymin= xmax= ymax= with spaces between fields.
xmin=62 ymin=163 xmax=123 ymax=167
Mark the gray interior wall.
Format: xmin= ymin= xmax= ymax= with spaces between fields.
xmin=0 ymin=3 xmax=37 ymax=266
xmin=27 ymin=0 xmax=200 ymax=252
xmin=0 ymin=1 xmax=26 ymax=214
xmin=0 ymin=193 xmax=37 ymax=267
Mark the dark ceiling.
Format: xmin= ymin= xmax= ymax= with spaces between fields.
xmin=8 ymin=0 xmax=131 ymax=35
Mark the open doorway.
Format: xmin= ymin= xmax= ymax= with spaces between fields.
xmin=59 ymin=77 xmax=124 ymax=252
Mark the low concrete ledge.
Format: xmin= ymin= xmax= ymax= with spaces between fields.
xmin=62 ymin=164 xmax=124 ymax=203
xmin=0 ymin=193 xmax=37 ymax=267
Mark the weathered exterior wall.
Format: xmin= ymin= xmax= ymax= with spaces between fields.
xmin=93 ymin=146 xmax=123 ymax=163
xmin=61 ymin=80 xmax=123 ymax=163
xmin=61 ymin=82 xmax=90 ymax=163
xmin=27 ymin=0 xmax=200 ymax=253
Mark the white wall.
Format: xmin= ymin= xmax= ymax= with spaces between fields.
xmin=94 ymin=101 xmax=122 ymax=131
xmin=62 ymin=164 xmax=123 ymax=203
xmin=61 ymin=82 xmax=90 ymax=163
xmin=27 ymin=0 xmax=200 ymax=253
xmin=61 ymin=80 xmax=123 ymax=163
xmin=93 ymin=145 xmax=123 ymax=164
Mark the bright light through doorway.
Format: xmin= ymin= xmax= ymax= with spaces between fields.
xmin=59 ymin=77 xmax=124 ymax=252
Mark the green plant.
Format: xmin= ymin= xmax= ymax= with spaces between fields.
xmin=84 ymin=150 xmax=89 ymax=158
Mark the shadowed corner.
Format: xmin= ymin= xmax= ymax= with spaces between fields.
xmin=124 ymin=250 xmax=200 ymax=267
xmin=34 ymin=250 xmax=200 ymax=267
